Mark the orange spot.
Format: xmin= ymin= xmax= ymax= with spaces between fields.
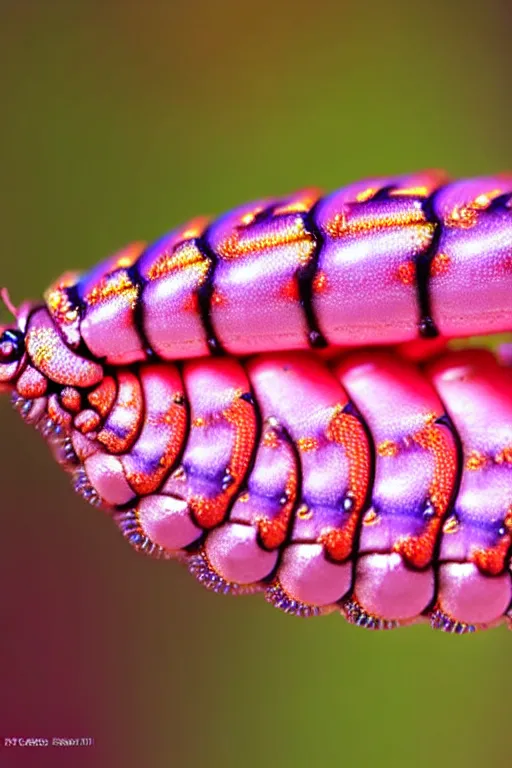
xmin=393 ymin=417 xmax=457 ymax=568
xmin=297 ymin=436 xmax=319 ymax=452
xmin=363 ymin=509 xmax=379 ymax=526
xmin=431 ymin=252 xmax=451 ymax=276
xmin=320 ymin=406 xmax=370 ymax=561
xmin=88 ymin=376 xmax=116 ymax=418
xmin=466 ymin=450 xmax=487 ymax=471
xmin=190 ymin=396 xmax=256 ymax=529
xmin=262 ymin=428 xmax=279 ymax=449
xmin=396 ymin=262 xmax=415 ymax=286
xmin=280 ymin=278 xmax=299 ymax=301
xmin=495 ymin=447 xmax=512 ymax=465
xmin=312 ymin=271 xmax=328 ymax=294
xmin=471 ymin=509 xmax=512 ymax=576
xmin=60 ymin=387 xmax=81 ymax=413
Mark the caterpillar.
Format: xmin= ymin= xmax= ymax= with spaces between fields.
xmin=0 ymin=170 xmax=511 ymax=632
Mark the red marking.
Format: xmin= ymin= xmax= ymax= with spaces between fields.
xmin=280 ymin=278 xmax=299 ymax=301
xmin=471 ymin=509 xmax=512 ymax=576
xmin=257 ymin=428 xmax=298 ymax=550
xmin=393 ymin=419 xmax=457 ymax=569
xmin=190 ymin=397 xmax=256 ymax=529
xmin=319 ymin=409 xmax=370 ymax=562
xmin=396 ymin=337 xmax=448 ymax=363
xmin=396 ymin=262 xmax=415 ymax=285
xmin=430 ymin=253 xmax=451 ymax=276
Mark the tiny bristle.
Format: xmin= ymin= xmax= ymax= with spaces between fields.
xmin=429 ymin=608 xmax=476 ymax=634
xmin=343 ymin=599 xmax=399 ymax=630
xmin=114 ymin=508 xmax=170 ymax=559
xmin=265 ymin=583 xmax=320 ymax=617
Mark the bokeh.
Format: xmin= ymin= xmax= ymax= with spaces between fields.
xmin=0 ymin=1 xmax=510 ymax=767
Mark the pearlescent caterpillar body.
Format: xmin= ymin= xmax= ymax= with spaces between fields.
xmin=0 ymin=170 xmax=511 ymax=632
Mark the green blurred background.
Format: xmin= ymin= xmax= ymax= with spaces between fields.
xmin=0 ymin=1 xmax=510 ymax=766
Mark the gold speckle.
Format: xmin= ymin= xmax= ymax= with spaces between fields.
xmin=312 ymin=271 xmax=328 ymax=293
xmin=377 ymin=440 xmax=398 ymax=458
xmin=211 ymin=289 xmax=226 ymax=307
xmin=218 ymin=214 xmax=315 ymax=262
xmin=363 ymin=509 xmax=379 ymax=526
xmin=443 ymin=515 xmax=459 ymax=535
xmin=86 ymin=270 xmax=139 ymax=308
xmin=297 ymin=504 xmax=312 ymax=520
xmin=474 ymin=190 xmax=502 ymax=208
xmin=171 ymin=466 xmax=187 ymax=482
xmin=147 ymin=240 xmax=210 ymax=282
xmin=263 ymin=429 xmax=279 ymax=449
xmin=325 ymin=206 xmax=433 ymax=240
xmin=297 ymin=436 xmax=319 ymax=452
xmin=466 ymin=450 xmax=487 ymax=471
xmin=390 ymin=185 xmax=429 ymax=197
xmin=193 ymin=417 xmax=206 ymax=428
xmin=237 ymin=492 xmax=250 ymax=503
xmin=446 ymin=205 xmax=478 ymax=229
xmin=355 ymin=187 xmax=378 ymax=202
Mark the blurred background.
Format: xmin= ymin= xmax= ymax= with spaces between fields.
xmin=0 ymin=1 xmax=510 ymax=766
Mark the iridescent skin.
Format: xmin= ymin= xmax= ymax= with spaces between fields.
xmin=28 ymin=171 xmax=512 ymax=365
xmin=0 ymin=170 xmax=511 ymax=632
xmin=2 ymin=340 xmax=512 ymax=631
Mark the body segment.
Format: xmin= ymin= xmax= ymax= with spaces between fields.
xmin=39 ymin=171 xmax=512 ymax=362
xmin=4 ymin=344 xmax=512 ymax=632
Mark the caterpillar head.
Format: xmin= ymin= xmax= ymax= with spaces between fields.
xmin=0 ymin=290 xmax=28 ymax=392
xmin=0 ymin=327 xmax=26 ymax=389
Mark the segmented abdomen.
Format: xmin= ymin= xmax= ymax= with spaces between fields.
xmin=22 ymin=347 xmax=511 ymax=632
xmin=42 ymin=171 xmax=512 ymax=371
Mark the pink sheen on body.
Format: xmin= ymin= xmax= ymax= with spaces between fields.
xmin=0 ymin=170 xmax=511 ymax=633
